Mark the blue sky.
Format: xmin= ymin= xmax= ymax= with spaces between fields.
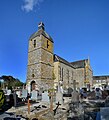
xmin=0 ymin=0 xmax=109 ymax=82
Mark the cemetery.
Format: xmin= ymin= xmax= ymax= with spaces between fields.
xmin=0 ymin=79 xmax=109 ymax=120
xmin=0 ymin=84 xmax=70 ymax=120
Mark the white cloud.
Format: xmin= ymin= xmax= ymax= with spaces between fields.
xmin=21 ymin=0 xmax=43 ymax=12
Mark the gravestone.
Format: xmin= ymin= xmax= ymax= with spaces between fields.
xmin=56 ymin=83 xmax=63 ymax=104
xmin=37 ymin=90 xmax=42 ymax=100
xmin=16 ymin=90 xmax=21 ymax=98
xmin=7 ymin=89 xmax=11 ymax=95
xmin=71 ymin=91 xmax=79 ymax=103
xmin=42 ymin=91 xmax=49 ymax=102
xmin=100 ymin=107 xmax=109 ymax=120
xmin=68 ymin=87 xmax=73 ymax=94
xmin=71 ymin=80 xmax=79 ymax=104
xmin=21 ymin=89 xmax=27 ymax=98
xmin=56 ymin=92 xmax=63 ymax=105
xmin=13 ymin=91 xmax=17 ymax=107
xmin=31 ymin=90 xmax=37 ymax=100
xmin=6 ymin=86 xmax=8 ymax=91
xmin=27 ymin=84 xmax=31 ymax=94
xmin=60 ymin=86 xmax=64 ymax=93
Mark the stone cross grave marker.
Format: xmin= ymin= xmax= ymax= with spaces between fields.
xmin=42 ymin=91 xmax=49 ymax=102
xmin=31 ymin=90 xmax=37 ymax=100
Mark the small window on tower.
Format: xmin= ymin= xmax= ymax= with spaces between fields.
xmin=33 ymin=40 xmax=36 ymax=48
xmin=32 ymin=74 xmax=35 ymax=78
xmin=47 ymin=40 xmax=49 ymax=48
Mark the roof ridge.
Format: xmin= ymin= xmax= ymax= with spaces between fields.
xmin=54 ymin=54 xmax=75 ymax=69
xmin=71 ymin=59 xmax=88 ymax=63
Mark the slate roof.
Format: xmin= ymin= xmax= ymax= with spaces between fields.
xmin=71 ymin=59 xmax=88 ymax=68
xmin=93 ymin=75 xmax=109 ymax=80
xmin=54 ymin=54 xmax=75 ymax=69
xmin=29 ymin=22 xmax=53 ymax=43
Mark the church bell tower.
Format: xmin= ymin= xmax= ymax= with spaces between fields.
xmin=26 ymin=22 xmax=54 ymax=92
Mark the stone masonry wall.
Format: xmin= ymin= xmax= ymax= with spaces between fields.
xmin=54 ymin=62 xmax=76 ymax=90
xmin=75 ymin=68 xmax=85 ymax=88
xmin=27 ymin=33 xmax=54 ymax=89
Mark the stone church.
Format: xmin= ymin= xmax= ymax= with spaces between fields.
xmin=26 ymin=22 xmax=93 ymax=92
